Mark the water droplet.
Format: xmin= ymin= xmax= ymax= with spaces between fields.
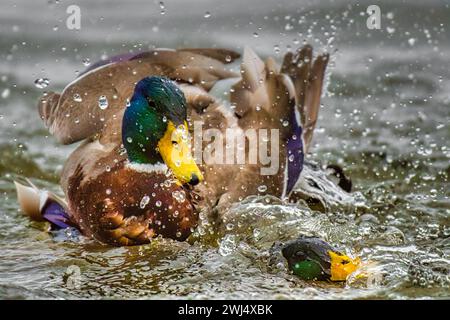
xmin=253 ymin=32 xmax=259 ymax=38
xmin=288 ymin=154 xmax=295 ymax=162
xmin=155 ymin=200 xmax=162 ymax=207
xmin=285 ymin=23 xmax=293 ymax=31
xmin=282 ymin=120 xmax=289 ymax=127
xmin=162 ymin=115 xmax=167 ymax=122
xmin=73 ymin=93 xmax=82 ymax=102
xmin=105 ymin=188 xmax=112 ymax=195
xmin=258 ymin=185 xmax=267 ymax=192
xmin=226 ymin=223 xmax=234 ymax=231
xmin=98 ymin=95 xmax=108 ymax=110
xmin=1 ymin=88 xmax=10 ymax=99
xmin=225 ymin=55 xmax=232 ymax=62
xmin=82 ymin=58 xmax=91 ymax=66
xmin=140 ymin=195 xmax=150 ymax=209
xmin=408 ymin=38 xmax=416 ymax=46
xmin=34 ymin=78 xmax=50 ymax=89
xmin=204 ymin=11 xmax=211 ymax=18
xmin=159 ymin=1 xmax=165 ymax=14
xmin=126 ymin=137 xmax=133 ymax=143
xmin=172 ymin=190 xmax=186 ymax=203
xmin=327 ymin=36 xmax=335 ymax=46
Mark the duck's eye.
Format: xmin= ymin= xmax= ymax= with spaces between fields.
xmin=295 ymin=251 xmax=307 ymax=260
xmin=171 ymin=141 xmax=178 ymax=146
xmin=146 ymin=97 xmax=156 ymax=108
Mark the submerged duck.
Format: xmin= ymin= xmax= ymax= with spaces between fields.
xmin=15 ymin=45 xmax=343 ymax=246
xmin=280 ymin=235 xmax=360 ymax=281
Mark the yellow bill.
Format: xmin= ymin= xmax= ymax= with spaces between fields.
xmin=158 ymin=121 xmax=203 ymax=185
xmin=328 ymin=250 xmax=361 ymax=281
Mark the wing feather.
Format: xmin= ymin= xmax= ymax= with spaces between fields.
xmin=281 ymin=45 xmax=329 ymax=151
xmin=38 ymin=49 xmax=239 ymax=145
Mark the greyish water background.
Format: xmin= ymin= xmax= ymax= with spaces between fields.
xmin=0 ymin=0 xmax=449 ymax=299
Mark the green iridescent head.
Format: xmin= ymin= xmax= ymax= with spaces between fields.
xmin=282 ymin=236 xmax=360 ymax=281
xmin=122 ymin=76 xmax=203 ymax=185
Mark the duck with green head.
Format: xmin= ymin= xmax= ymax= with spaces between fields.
xmin=16 ymin=74 xmax=204 ymax=246
xmin=70 ymin=76 xmax=204 ymax=245
xmin=15 ymin=47 xmax=245 ymax=246
xmin=122 ymin=76 xmax=202 ymax=185
xmin=281 ymin=236 xmax=360 ymax=281
xmin=15 ymin=46 xmax=353 ymax=255
xmin=73 ymin=76 xmax=203 ymax=245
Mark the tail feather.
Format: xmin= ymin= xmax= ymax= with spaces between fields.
xmin=14 ymin=180 xmax=74 ymax=230
xmin=14 ymin=180 xmax=43 ymax=222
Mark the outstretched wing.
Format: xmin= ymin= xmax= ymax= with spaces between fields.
xmin=38 ymin=48 xmax=240 ymax=145
xmin=281 ymin=45 xmax=329 ymax=152
xmin=228 ymin=45 xmax=328 ymax=198
xmin=226 ymin=47 xmax=300 ymax=198
xmin=230 ymin=47 xmax=296 ymax=138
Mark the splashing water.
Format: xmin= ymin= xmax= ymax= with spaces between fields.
xmin=34 ymin=78 xmax=50 ymax=89
xmin=0 ymin=0 xmax=448 ymax=300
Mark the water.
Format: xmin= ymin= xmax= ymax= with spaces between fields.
xmin=0 ymin=0 xmax=449 ymax=299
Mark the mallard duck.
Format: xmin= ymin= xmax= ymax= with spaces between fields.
xmin=15 ymin=45 xmax=334 ymax=246
xmin=281 ymin=235 xmax=360 ymax=281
